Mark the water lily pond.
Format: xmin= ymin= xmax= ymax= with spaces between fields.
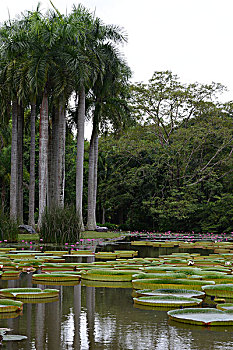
xmin=1 ymin=239 xmax=233 ymax=349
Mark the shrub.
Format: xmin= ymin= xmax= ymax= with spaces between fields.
xmin=0 ymin=209 xmax=18 ymax=242
xmin=40 ymin=205 xmax=80 ymax=244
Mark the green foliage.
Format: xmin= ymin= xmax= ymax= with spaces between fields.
xmin=0 ymin=209 xmax=18 ymax=242
xmin=97 ymin=222 xmax=118 ymax=230
xmin=39 ymin=205 xmax=81 ymax=244
xmin=97 ymin=72 xmax=233 ymax=233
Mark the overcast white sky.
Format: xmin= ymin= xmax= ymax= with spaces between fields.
xmin=1 ymin=0 xmax=233 ymax=97
xmin=1 ymin=0 xmax=233 ymax=137
xmin=1 ymin=0 xmax=233 ymax=98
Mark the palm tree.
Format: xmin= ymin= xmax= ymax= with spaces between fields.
xmin=86 ymin=45 xmax=132 ymax=230
xmin=28 ymin=101 xmax=36 ymax=226
xmin=24 ymin=8 xmax=70 ymax=226
xmin=0 ymin=19 xmax=26 ymax=221
xmin=68 ymin=6 xmax=128 ymax=229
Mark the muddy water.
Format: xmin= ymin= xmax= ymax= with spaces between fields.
xmin=1 ymin=273 xmax=233 ymax=350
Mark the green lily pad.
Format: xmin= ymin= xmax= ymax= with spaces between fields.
xmin=202 ymin=284 xmax=233 ymax=298
xmin=132 ymin=278 xmax=215 ymax=291
xmin=0 ymin=288 xmax=59 ymax=299
xmin=134 ymin=295 xmax=202 ymax=308
xmin=3 ymin=334 xmax=27 ymax=341
xmin=81 ymin=269 xmax=139 ymax=281
xmin=135 ymin=289 xmax=205 ymax=298
xmin=0 ymin=299 xmax=23 ymax=313
xmin=32 ymin=273 xmax=81 ymax=282
xmin=217 ymin=303 xmax=233 ymax=311
xmin=167 ymin=308 xmax=233 ymax=326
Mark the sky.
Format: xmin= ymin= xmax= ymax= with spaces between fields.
xmin=1 ymin=0 xmax=233 ymax=136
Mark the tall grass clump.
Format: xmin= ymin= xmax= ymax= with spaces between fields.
xmin=40 ymin=206 xmax=80 ymax=244
xmin=0 ymin=209 xmax=18 ymax=242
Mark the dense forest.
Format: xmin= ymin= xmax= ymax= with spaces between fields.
xmin=0 ymin=5 xmax=233 ymax=238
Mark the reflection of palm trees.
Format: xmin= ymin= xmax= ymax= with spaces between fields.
xmin=73 ymin=284 xmax=81 ymax=349
xmin=35 ymin=303 xmax=45 ymax=350
xmin=46 ymin=297 xmax=61 ymax=349
xmin=86 ymin=286 xmax=95 ymax=349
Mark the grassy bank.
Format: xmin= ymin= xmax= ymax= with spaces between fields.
xmin=18 ymin=231 xmax=127 ymax=243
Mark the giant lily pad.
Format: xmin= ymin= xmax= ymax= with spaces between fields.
xmin=0 ymin=328 xmax=27 ymax=341
xmin=32 ymin=280 xmax=80 ymax=286
xmin=217 ymin=303 xmax=233 ymax=311
xmin=0 ymin=299 xmax=23 ymax=313
xmin=32 ymin=273 xmax=81 ymax=282
xmin=135 ymin=289 xmax=205 ymax=298
xmin=2 ymin=334 xmax=27 ymax=341
xmin=81 ymin=279 xmax=132 ymax=288
xmin=132 ymin=278 xmax=215 ymax=291
xmin=167 ymin=308 xmax=233 ymax=326
xmin=132 ymin=273 xmax=188 ymax=280
xmin=202 ymin=284 xmax=233 ymax=298
xmin=81 ymin=269 xmax=139 ymax=281
xmin=0 ymin=288 xmax=59 ymax=299
xmin=134 ymin=295 xmax=202 ymax=308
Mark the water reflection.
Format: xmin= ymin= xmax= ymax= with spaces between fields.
xmin=1 ymin=274 xmax=233 ymax=349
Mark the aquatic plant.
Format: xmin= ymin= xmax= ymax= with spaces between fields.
xmin=202 ymin=284 xmax=233 ymax=298
xmin=133 ymin=295 xmax=202 ymax=308
xmin=39 ymin=205 xmax=81 ymax=244
xmin=32 ymin=273 xmax=81 ymax=282
xmin=135 ymin=289 xmax=205 ymax=298
xmin=0 ymin=288 xmax=59 ymax=299
xmin=0 ymin=210 xmax=18 ymax=242
xmin=81 ymin=268 xmax=139 ymax=281
xmin=167 ymin=308 xmax=233 ymax=326
xmin=0 ymin=299 xmax=23 ymax=313
xmin=132 ymin=278 xmax=215 ymax=291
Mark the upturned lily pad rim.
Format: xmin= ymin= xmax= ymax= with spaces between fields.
xmin=202 ymin=284 xmax=233 ymax=291
xmin=32 ymin=273 xmax=81 ymax=281
xmin=167 ymin=308 xmax=233 ymax=326
xmin=135 ymin=288 xmax=205 ymax=298
xmin=0 ymin=299 xmax=23 ymax=313
xmin=0 ymin=287 xmax=59 ymax=299
xmin=133 ymin=295 xmax=202 ymax=307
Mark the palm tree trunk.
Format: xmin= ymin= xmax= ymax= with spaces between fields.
xmin=87 ymin=129 xmax=95 ymax=230
xmin=48 ymin=108 xmax=57 ymax=207
xmin=57 ymin=100 xmax=66 ymax=207
xmin=38 ymin=90 xmax=49 ymax=228
xmin=93 ymin=131 xmax=98 ymax=226
xmin=17 ymin=104 xmax=24 ymax=224
xmin=76 ymin=86 xmax=85 ymax=230
xmin=10 ymin=99 xmax=18 ymax=220
xmin=48 ymin=102 xmax=66 ymax=208
xmin=87 ymin=125 xmax=98 ymax=230
xmin=102 ymin=207 xmax=105 ymax=225
xmin=28 ymin=102 xmax=36 ymax=227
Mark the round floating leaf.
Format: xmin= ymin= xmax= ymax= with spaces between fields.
xmin=217 ymin=303 xmax=233 ymax=311
xmin=134 ymin=295 xmax=202 ymax=308
xmin=0 ymin=299 xmax=23 ymax=313
xmin=2 ymin=334 xmax=27 ymax=341
xmin=81 ymin=268 xmax=139 ymax=281
xmin=202 ymin=284 xmax=233 ymax=298
xmin=0 ymin=288 xmax=59 ymax=299
xmin=32 ymin=273 xmax=80 ymax=282
xmin=81 ymin=279 xmax=132 ymax=288
xmin=35 ymin=280 xmax=80 ymax=286
xmin=167 ymin=308 xmax=233 ymax=326
xmin=133 ymin=273 xmax=188 ymax=280
xmin=132 ymin=278 xmax=215 ymax=291
xmin=135 ymin=289 xmax=205 ymax=298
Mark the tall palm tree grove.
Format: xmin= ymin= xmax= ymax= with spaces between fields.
xmin=0 ymin=4 xmax=131 ymax=233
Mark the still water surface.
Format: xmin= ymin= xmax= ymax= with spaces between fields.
xmin=1 ymin=273 xmax=233 ymax=350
